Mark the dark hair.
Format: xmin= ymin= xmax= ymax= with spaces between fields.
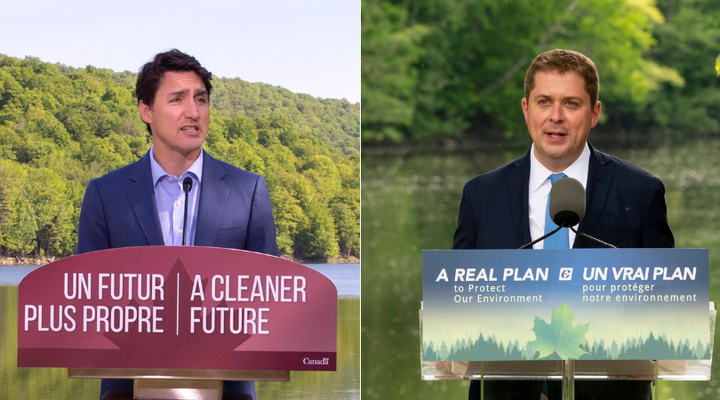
xmin=524 ymin=49 xmax=599 ymax=106
xmin=136 ymin=49 xmax=213 ymax=134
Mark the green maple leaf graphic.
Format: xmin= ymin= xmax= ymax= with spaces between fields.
xmin=529 ymin=302 xmax=589 ymax=360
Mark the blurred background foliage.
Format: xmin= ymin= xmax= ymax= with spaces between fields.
xmin=362 ymin=0 xmax=720 ymax=399
xmin=0 ymin=54 xmax=359 ymax=261
xmin=361 ymin=0 xmax=720 ymax=145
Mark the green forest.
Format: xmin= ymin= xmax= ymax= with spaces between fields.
xmin=0 ymin=54 xmax=359 ymax=262
xmin=423 ymin=332 xmax=711 ymax=361
xmin=362 ymin=0 xmax=720 ymax=144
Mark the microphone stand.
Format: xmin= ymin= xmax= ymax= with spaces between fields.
xmin=519 ymin=225 xmax=562 ymax=249
xmin=182 ymin=177 xmax=192 ymax=246
xmin=518 ymin=176 xmax=616 ymax=400
xmin=520 ymin=226 xmax=617 ymax=249
xmin=569 ymin=227 xmax=616 ymax=249
xmin=519 ymin=223 xmax=615 ymax=400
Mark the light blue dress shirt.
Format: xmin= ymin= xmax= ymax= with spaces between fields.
xmin=149 ymin=146 xmax=203 ymax=246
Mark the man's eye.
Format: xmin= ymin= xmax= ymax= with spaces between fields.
xmin=567 ymin=101 xmax=576 ymax=106
xmin=196 ymin=98 xmax=207 ymax=104
xmin=170 ymin=97 xmax=181 ymax=102
xmin=539 ymin=99 xmax=549 ymax=105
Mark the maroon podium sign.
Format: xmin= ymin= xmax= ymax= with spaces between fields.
xmin=17 ymin=246 xmax=336 ymax=371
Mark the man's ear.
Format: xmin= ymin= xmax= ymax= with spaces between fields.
xmin=590 ymin=101 xmax=601 ymax=128
xmin=139 ymin=101 xmax=153 ymax=125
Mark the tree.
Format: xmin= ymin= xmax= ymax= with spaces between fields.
xmin=226 ymin=116 xmax=258 ymax=144
xmin=270 ymin=179 xmax=305 ymax=256
xmin=294 ymin=203 xmax=340 ymax=260
xmin=0 ymin=54 xmax=358 ymax=260
xmin=636 ymin=0 xmax=720 ymax=140
xmin=301 ymin=155 xmax=342 ymax=204
xmin=331 ymin=202 xmax=359 ymax=257
xmin=361 ymin=0 xmax=429 ymax=142
xmin=24 ymin=167 xmax=74 ymax=257
xmin=361 ymin=0 xmax=684 ymax=143
xmin=0 ymin=183 xmax=10 ymax=250
xmin=6 ymin=196 xmax=37 ymax=258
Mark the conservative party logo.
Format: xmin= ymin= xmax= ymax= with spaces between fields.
xmin=559 ymin=268 xmax=573 ymax=281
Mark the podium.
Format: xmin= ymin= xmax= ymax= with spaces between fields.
xmin=67 ymin=368 xmax=288 ymax=400
xmin=17 ymin=247 xmax=337 ymax=400
xmin=421 ymin=249 xmax=715 ymax=399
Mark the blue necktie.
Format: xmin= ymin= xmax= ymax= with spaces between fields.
xmin=543 ymin=172 xmax=568 ymax=249
xmin=542 ymin=175 xmax=567 ymax=398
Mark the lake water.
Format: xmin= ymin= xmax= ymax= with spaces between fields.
xmin=0 ymin=263 xmax=359 ymax=297
xmin=305 ymin=263 xmax=360 ymax=297
xmin=0 ymin=263 xmax=359 ymax=400
xmin=362 ymin=139 xmax=720 ymax=400
xmin=0 ymin=266 xmax=42 ymax=286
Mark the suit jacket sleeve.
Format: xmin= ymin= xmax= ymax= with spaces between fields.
xmin=246 ymin=175 xmax=280 ymax=256
xmin=75 ymin=179 xmax=111 ymax=254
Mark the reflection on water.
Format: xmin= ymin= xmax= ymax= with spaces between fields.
xmin=257 ymin=297 xmax=359 ymax=399
xmin=361 ymin=139 xmax=720 ymax=399
xmin=0 ymin=266 xmax=41 ymax=286
xmin=0 ymin=267 xmax=359 ymax=399
xmin=0 ymin=286 xmax=99 ymax=399
xmin=306 ymin=264 xmax=361 ymax=298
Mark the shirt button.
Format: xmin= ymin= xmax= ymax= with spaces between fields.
xmin=168 ymin=177 xmax=174 ymax=182
xmin=175 ymin=200 xmax=181 ymax=207
xmin=177 ymin=229 xmax=183 ymax=235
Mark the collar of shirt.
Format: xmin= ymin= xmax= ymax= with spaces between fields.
xmin=529 ymin=143 xmax=590 ymax=194
xmin=150 ymin=146 xmax=204 ymax=186
xmin=528 ymin=142 xmax=590 ymax=249
xmin=149 ymin=146 xmax=204 ymax=246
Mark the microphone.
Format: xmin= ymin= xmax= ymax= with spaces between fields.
xmin=519 ymin=177 xmax=616 ymax=249
xmin=549 ymin=177 xmax=585 ymax=228
xmin=182 ymin=177 xmax=193 ymax=246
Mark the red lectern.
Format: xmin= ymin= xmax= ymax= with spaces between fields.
xmin=17 ymin=246 xmax=337 ymax=400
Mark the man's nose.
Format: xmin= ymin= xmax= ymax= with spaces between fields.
xmin=549 ymin=103 xmax=564 ymax=122
xmin=184 ymin=100 xmax=200 ymax=119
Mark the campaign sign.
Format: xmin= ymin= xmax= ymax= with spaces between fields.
xmin=18 ymin=246 xmax=336 ymax=371
xmin=422 ymin=249 xmax=710 ymax=362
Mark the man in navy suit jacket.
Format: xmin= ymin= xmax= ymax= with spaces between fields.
xmin=76 ymin=49 xmax=278 ymax=400
xmin=453 ymin=49 xmax=673 ymax=399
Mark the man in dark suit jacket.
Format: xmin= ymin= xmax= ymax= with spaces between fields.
xmin=76 ymin=49 xmax=278 ymax=400
xmin=453 ymin=49 xmax=673 ymax=399
xmin=76 ymin=150 xmax=277 ymax=254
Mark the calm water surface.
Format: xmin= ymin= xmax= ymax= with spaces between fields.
xmin=362 ymin=139 xmax=720 ymax=400
xmin=0 ymin=266 xmax=41 ymax=286
xmin=1 ymin=263 xmax=358 ymax=296
xmin=0 ymin=263 xmax=359 ymax=400
xmin=305 ymin=263 xmax=360 ymax=297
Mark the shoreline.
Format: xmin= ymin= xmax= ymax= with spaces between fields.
xmin=0 ymin=257 xmax=55 ymax=266
xmin=0 ymin=255 xmax=359 ymax=266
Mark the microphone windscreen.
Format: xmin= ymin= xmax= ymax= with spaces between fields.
xmin=549 ymin=177 xmax=585 ymax=227
xmin=182 ymin=177 xmax=193 ymax=193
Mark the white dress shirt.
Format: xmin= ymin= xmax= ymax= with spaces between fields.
xmin=150 ymin=146 xmax=203 ymax=246
xmin=528 ymin=143 xmax=590 ymax=249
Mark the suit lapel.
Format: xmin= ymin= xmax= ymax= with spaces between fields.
xmin=127 ymin=153 xmax=164 ymax=246
xmin=194 ymin=154 xmax=231 ymax=247
xmin=507 ymin=151 xmax=532 ymax=248
xmin=576 ymin=144 xmax=614 ymax=243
